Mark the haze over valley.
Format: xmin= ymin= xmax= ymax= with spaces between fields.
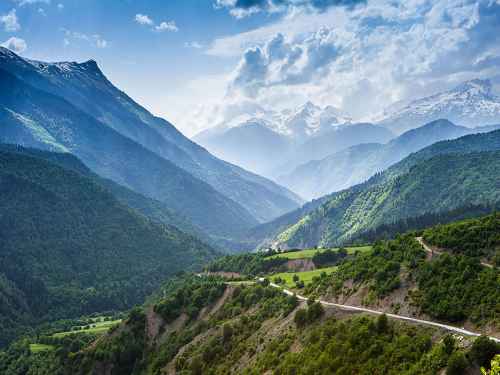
xmin=1 ymin=1 xmax=500 ymax=374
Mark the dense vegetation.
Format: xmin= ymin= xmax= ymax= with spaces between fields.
xmin=3 ymin=272 xmax=499 ymax=374
xmin=423 ymin=212 xmax=500 ymax=264
xmin=271 ymin=128 xmax=500 ymax=249
xmin=277 ymin=150 xmax=500 ymax=248
xmin=307 ymin=233 xmax=500 ymax=327
xmin=308 ymin=235 xmax=426 ymax=300
xmin=0 ymin=149 xmax=217 ymax=347
xmin=205 ymin=252 xmax=288 ymax=276
xmin=350 ymin=203 xmax=499 ymax=244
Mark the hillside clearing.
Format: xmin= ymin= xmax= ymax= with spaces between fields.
xmin=266 ymin=245 xmax=372 ymax=260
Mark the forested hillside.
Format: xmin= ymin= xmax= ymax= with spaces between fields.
xmin=4 ymin=273 xmax=498 ymax=375
xmin=422 ymin=213 xmax=500 ymax=265
xmin=0 ymin=144 xmax=207 ymax=242
xmin=272 ymin=129 xmax=500 ymax=248
xmin=0 ymin=148 xmax=217 ymax=347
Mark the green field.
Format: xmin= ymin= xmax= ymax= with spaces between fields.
xmin=52 ymin=319 xmax=122 ymax=338
xmin=266 ymin=246 xmax=372 ymax=260
xmin=270 ymin=266 xmax=338 ymax=288
xmin=29 ymin=343 xmax=55 ymax=353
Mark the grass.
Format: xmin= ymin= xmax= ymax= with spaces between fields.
xmin=29 ymin=343 xmax=55 ymax=353
xmin=52 ymin=319 xmax=122 ymax=338
xmin=266 ymin=246 xmax=372 ymax=260
xmin=270 ymin=266 xmax=338 ymax=288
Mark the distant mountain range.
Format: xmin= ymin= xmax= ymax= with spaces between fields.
xmin=196 ymin=78 xmax=500 ymax=183
xmin=377 ymin=79 xmax=500 ymax=134
xmin=279 ymin=119 xmax=500 ymax=199
xmin=274 ymin=129 xmax=500 ymax=248
xmin=244 ymin=129 xmax=500 ymax=249
xmin=195 ymin=102 xmax=393 ymax=179
xmin=0 ymin=47 xmax=302 ymax=243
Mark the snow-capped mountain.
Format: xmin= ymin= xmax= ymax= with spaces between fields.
xmin=378 ymin=79 xmax=500 ymax=134
xmin=193 ymin=101 xmax=353 ymax=178
xmin=276 ymin=101 xmax=352 ymax=140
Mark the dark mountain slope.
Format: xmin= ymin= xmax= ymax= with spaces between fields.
xmin=0 ymin=68 xmax=257 ymax=238
xmin=0 ymin=47 xmax=302 ymax=222
xmin=0 ymin=148 xmax=217 ymax=347
xmin=0 ymin=144 xmax=206 ymax=242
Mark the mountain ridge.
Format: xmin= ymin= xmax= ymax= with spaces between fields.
xmin=0 ymin=47 xmax=302 ymax=226
xmin=377 ymin=78 xmax=500 ymax=134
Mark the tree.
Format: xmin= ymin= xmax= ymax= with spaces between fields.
xmin=482 ymin=355 xmax=500 ymax=375
xmin=294 ymin=309 xmax=308 ymax=328
xmin=307 ymin=302 xmax=324 ymax=322
xmin=376 ymin=314 xmax=389 ymax=333
xmin=292 ymin=274 xmax=299 ymax=283
xmin=470 ymin=336 xmax=500 ymax=368
xmin=222 ymin=324 xmax=233 ymax=344
xmin=442 ymin=335 xmax=455 ymax=355
xmin=447 ymin=352 xmax=468 ymax=375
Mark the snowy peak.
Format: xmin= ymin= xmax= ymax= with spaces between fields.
xmin=453 ymin=78 xmax=493 ymax=97
xmin=280 ymin=101 xmax=351 ymax=140
xmin=378 ymin=78 xmax=500 ymax=134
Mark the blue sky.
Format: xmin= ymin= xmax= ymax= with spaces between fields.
xmin=2 ymin=0 xmax=500 ymax=136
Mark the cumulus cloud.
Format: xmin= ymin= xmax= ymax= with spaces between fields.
xmin=195 ymin=0 xmax=500 ymax=128
xmin=0 ymin=9 xmax=20 ymax=32
xmin=134 ymin=13 xmax=178 ymax=32
xmin=135 ymin=14 xmax=153 ymax=26
xmin=229 ymin=28 xmax=340 ymax=96
xmin=1 ymin=36 xmax=27 ymax=53
xmin=154 ymin=21 xmax=178 ymax=32
xmin=216 ymin=0 xmax=366 ymax=17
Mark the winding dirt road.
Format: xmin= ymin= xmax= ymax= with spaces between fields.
xmin=416 ymin=237 xmax=493 ymax=268
xmin=266 ymin=281 xmax=500 ymax=343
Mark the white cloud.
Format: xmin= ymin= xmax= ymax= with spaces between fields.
xmin=61 ymin=28 xmax=109 ymax=49
xmin=13 ymin=0 xmax=50 ymax=6
xmin=1 ymin=36 xmax=27 ymax=53
xmin=154 ymin=21 xmax=178 ymax=32
xmin=0 ymin=9 xmax=20 ymax=32
xmin=191 ymin=0 xmax=500 ymax=130
xmin=38 ymin=7 xmax=47 ymax=16
xmin=95 ymin=36 xmax=108 ymax=48
xmin=215 ymin=0 xmax=366 ymax=18
xmin=134 ymin=13 xmax=153 ymax=26
xmin=135 ymin=13 xmax=179 ymax=33
xmin=57 ymin=3 xmax=64 ymax=10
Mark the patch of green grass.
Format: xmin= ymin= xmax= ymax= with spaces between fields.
xmin=270 ymin=267 xmax=338 ymax=288
xmin=29 ymin=343 xmax=55 ymax=353
xmin=52 ymin=319 xmax=122 ymax=338
xmin=266 ymin=246 xmax=372 ymax=260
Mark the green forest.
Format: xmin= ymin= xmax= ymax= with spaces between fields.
xmin=0 ymin=148 xmax=217 ymax=347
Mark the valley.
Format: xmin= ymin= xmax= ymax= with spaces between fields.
xmin=2 ymin=14 xmax=500 ymax=374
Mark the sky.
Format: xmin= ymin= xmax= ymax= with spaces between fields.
xmin=1 ymin=0 xmax=500 ymax=136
